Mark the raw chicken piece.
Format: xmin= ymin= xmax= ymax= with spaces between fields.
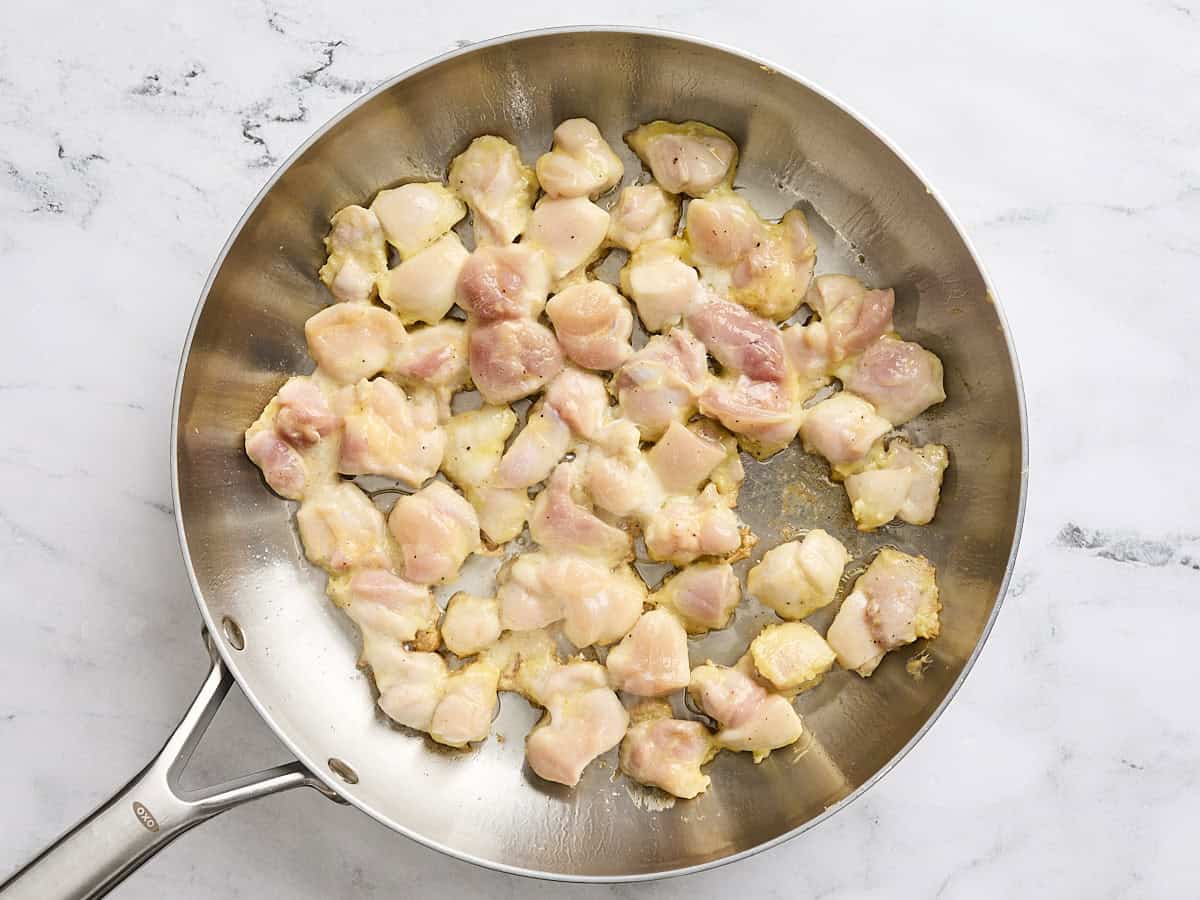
xmin=387 ymin=480 xmax=481 ymax=585
xmin=748 ymin=622 xmax=837 ymax=694
xmin=529 ymin=463 xmax=633 ymax=564
xmin=448 ymin=135 xmax=538 ymax=246
xmin=457 ymin=243 xmax=551 ymax=323
xmin=441 ymin=593 xmax=502 ymax=657
xmin=781 ymin=318 xmax=836 ymax=382
xmin=305 ymin=303 xmax=406 ymax=384
xmin=651 ymin=562 xmax=741 ymax=635
xmin=273 ymin=377 xmax=339 ymax=448
xmin=746 ymin=529 xmax=849 ymax=621
xmin=625 ymin=120 xmax=738 ymax=197
xmin=377 ymin=233 xmax=470 ymax=326
xmin=798 ymin=392 xmax=891 ymax=466
xmin=643 ymin=484 xmax=743 ymax=565
xmin=607 ymin=184 xmax=680 ymax=252
xmin=645 ymin=420 xmax=727 ymax=495
xmin=686 ymin=294 xmax=788 ymax=382
xmin=802 ymin=275 xmax=895 ymax=363
xmin=496 ymin=401 xmax=571 ymax=489
xmin=690 ymin=419 xmax=745 ymax=498
xmin=535 ymin=118 xmax=624 ymax=199
xmin=524 ymin=661 xmax=630 ymax=787
xmin=430 ymin=660 xmax=501 ymax=748
xmin=837 ymin=438 xmax=949 ymax=530
xmin=468 ymin=318 xmax=564 ymax=404
xmin=335 ymin=378 xmax=445 ymax=488
xmin=366 ymin=643 xmax=448 ymax=732
xmin=545 ymin=281 xmax=634 ymax=371
xmin=699 ymin=375 xmax=804 ymax=458
xmin=619 ymin=239 xmax=698 ymax=332
xmin=827 ymin=548 xmax=940 ymax=676
xmin=441 ymin=405 xmax=516 ymax=488
xmin=688 ymin=660 xmax=803 ymax=761
xmin=584 ymin=420 xmax=663 ymax=518
xmin=318 ymin=205 xmax=388 ymax=303
xmin=440 ymin=405 xmax=531 ymax=544
xmin=605 ymin=609 xmax=691 ymax=697
xmin=543 ymin=367 xmax=610 ymax=440
xmin=619 ymin=702 xmax=717 ymax=799
xmin=328 ymin=568 xmax=439 ymax=647
xmin=614 ymin=328 xmax=710 ymax=439
xmin=245 ymin=430 xmax=307 ymax=500
xmin=496 ymin=552 xmax=645 ymax=648
xmin=245 ymin=376 xmax=339 ymax=500
xmin=685 ymin=189 xmax=816 ymax=321
xmin=838 ymin=335 xmax=946 ymax=425
xmin=389 ymin=321 xmax=470 ymax=419
xmin=485 ymin=628 xmax=561 ymax=696
xmin=369 ymin=182 xmax=466 ymax=259
xmin=524 ymin=196 xmax=610 ymax=283
xmin=297 ymin=482 xmax=391 ymax=572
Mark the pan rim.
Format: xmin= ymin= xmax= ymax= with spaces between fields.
xmin=170 ymin=24 xmax=1028 ymax=884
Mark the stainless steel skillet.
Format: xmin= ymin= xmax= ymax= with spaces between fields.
xmin=0 ymin=26 xmax=1027 ymax=898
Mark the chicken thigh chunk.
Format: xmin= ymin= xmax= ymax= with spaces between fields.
xmin=535 ymin=118 xmax=623 ymax=199
xmin=620 ymin=702 xmax=717 ymax=799
xmin=746 ymin=529 xmax=849 ymax=621
xmin=626 ymin=120 xmax=738 ymax=197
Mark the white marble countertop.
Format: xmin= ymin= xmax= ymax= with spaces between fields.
xmin=2 ymin=1 xmax=1197 ymax=897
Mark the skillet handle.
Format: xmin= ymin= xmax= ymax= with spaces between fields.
xmin=0 ymin=632 xmax=337 ymax=900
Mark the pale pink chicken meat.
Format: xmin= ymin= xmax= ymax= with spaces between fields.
xmin=305 ymin=304 xmax=406 ymax=384
xmin=329 ymin=568 xmax=439 ymax=646
xmin=838 ymin=335 xmax=946 ymax=425
xmin=798 ymin=392 xmax=892 ymax=466
xmin=543 ymin=367 xmax=610 ymax=440
xmin=651 ymin=562 xmax=741 ymax=634
xmin=620 ymin=703 xmax=717 ymax=799
xmin=535 ymin=118 xmax=624 ymax=199
xmin=524 ymin=196 xmax=611 ymax=284
xmin=837 ymin=438 xmax=949 ymax=530
xmin=245 ymin=430 xmax=306 ymax=499
xmin=644 ymin=420 xmax=728 ymax=495
xmin=688 ymin=660 xmax=803 ymax=761
xmin=365 ymin=644 xmax=448 ymax=732
xmin=430 ymin=661 xmax=501 ymax=747
xmin=614 ymin=328 xmax=710 ymax=439
xmin=748 ymin=622 xmax=837 ymax=694
xmin=827 ymin=548 xmax=940 ymax=676
xmin=528 ymin=463 xmax=633 ymax=564
xmin=456 ymin=243 xmax=551 ymax=323
xmin=619 ymin=239 xmax=699 ymax=332
xmin=377 ymin=232 xmax=470 ymax=326
xmin=525 ymin=661 xmax=630 ymax=787
xmin=605 ymin=609 xmax=691 ymax=697
xmin=545 ymin=281 xmax=634 ymax=371
xmin=699 ymin=375 xmax=803 ymax=457
xmin=496 ymin=401 xmax=571 ymax=489
xmin=296 ymin=482 xmax=391 ymax=572
xmin=369 ymin=182 xmax=466 ymax=259
xmin=625 ymin=120 xmax=738 ymax=197
xmin=387 ymin=480 xmax=481 ymax=585
xmin=273 ymin=377 xmax=339 ymax=448
xmin=747 ymin=529 xmax=849 ymax=621
xmin=496 ymin=552 xmax=645 ymax=648
xmin=448 ymin=135 xmax=538 ymax=246
xmin=389 ymin=320 xmax=470 ymax=419
xmin=584 ymin=420 xmax=662 ymax=519
xmin=318 ymin=205 xmax=388 ymax=303
xmin=642 ymin=484 xmax=742 ymax=566
xmin=439 ymin=405 xmax=531 ymax=545
xmin=795 ymin=275 xmax=895 ymax=367
xmin=335 ymin=378 xmax=445 ymax=488
xmin=468 ymin=318 xmax=564 ymax=404
xmin=607 ymin=183 xmax=681 ymax=252
xmin=440 ymin=593 xmax=502 ymax=658
xmin=687 ymin=295 xmax=788 ymax=382
xmin=685 ymin=189 xmax=816 ymax=321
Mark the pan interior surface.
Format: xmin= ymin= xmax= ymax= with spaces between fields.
xmin=174 ymin=29 xmax=1024 ymax=880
